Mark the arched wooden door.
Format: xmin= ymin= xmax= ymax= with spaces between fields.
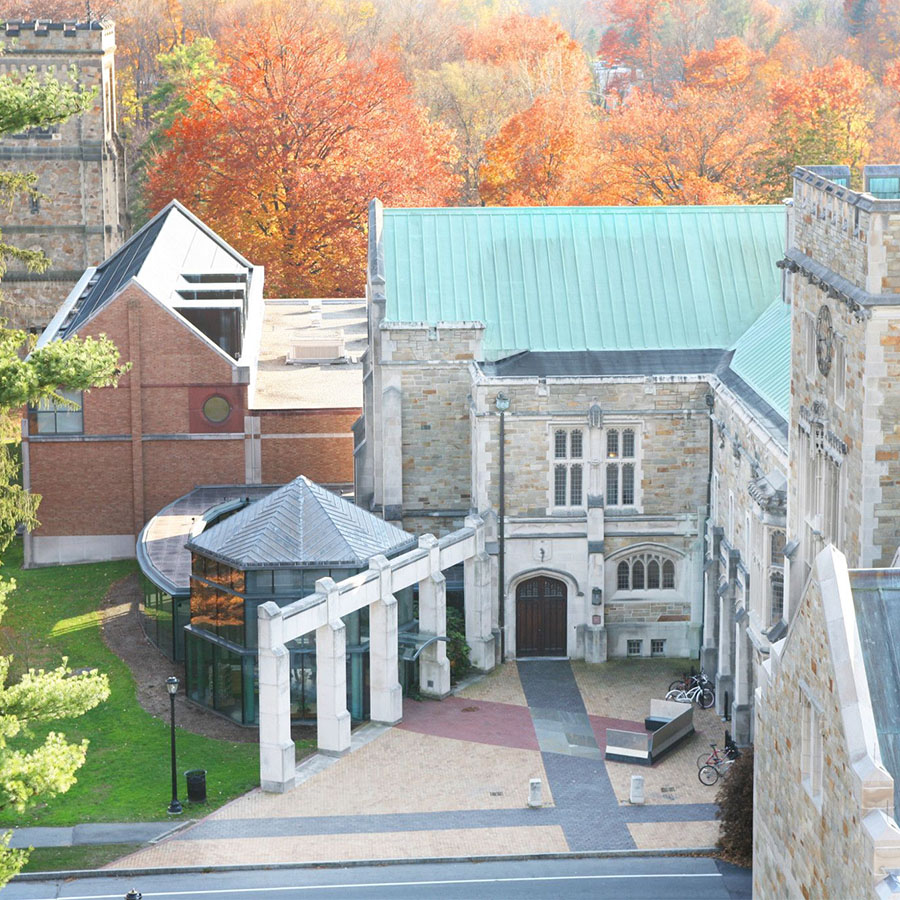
xmin=516 ymin=576 xmax=567 ymax=657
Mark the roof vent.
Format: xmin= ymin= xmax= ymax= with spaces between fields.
xmin=287 ymin=332 xmax=346 ymax=364
xmin=804 ymin=165 xmax=850 ymax=187
xmin=864 ymin=165 xmax=900 ymax=199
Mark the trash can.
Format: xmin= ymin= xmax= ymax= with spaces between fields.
xmin=185 ymin=769 xmax=207 ymax=803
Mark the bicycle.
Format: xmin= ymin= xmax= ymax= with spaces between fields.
xmin=668 ymin=669 xmax=715 ymax=699
xmin=665 ymin=684 xmax=715 ymax=708
xmin=699 ymin=755 xmax=738 ymax=785
xmin=697 ymin=739 xmax=741 ymax=770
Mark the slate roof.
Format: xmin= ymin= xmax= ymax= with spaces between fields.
xmin=187 ymin=476 xmax=416 ymax=569
xmin=137 ymin=485 xmax=280 ymax=597
xmin=381 ymin=205 xmax=785 ymax=358
xmin=850 ymin=568 xmax=900 ymax=816
xmin=40 ymin=200 xmax=254 ymax=343
xmin=483 ymin=348 xmax=729 ymax=378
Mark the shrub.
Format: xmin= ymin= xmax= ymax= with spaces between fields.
xmin=445 ymin=607 xmax=472 ymax=683
xmin=716 ymin=745 xmax=754 ymax=867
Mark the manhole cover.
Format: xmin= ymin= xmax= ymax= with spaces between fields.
xmin=462 ymin=706 xmax=479 ymax=712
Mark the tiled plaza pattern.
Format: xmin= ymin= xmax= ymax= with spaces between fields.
xmin=110 ymin=659 xmax=721 ymax=869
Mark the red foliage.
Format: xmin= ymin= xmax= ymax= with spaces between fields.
xmin=143 ymin=6 xmax=459 ymax=297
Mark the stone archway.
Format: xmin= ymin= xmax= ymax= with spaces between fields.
xmin=515 ymin=575 xmax=567 ymax=658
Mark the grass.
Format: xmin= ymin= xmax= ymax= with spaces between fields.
xmin=0 ymin=539 xmax=277 ymax=827
xmin=20 ymin=843 xmax=145 ymax=872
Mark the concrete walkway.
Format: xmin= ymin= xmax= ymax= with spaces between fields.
xmin=9 ymin=822 xmax=179 ymax=849
xmin=97 ymin=659 xmax=722 ymax=869
xmin=12 ymin=659 xmax=724 ymax=865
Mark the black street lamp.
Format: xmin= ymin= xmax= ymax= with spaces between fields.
xmin=166 ymin=676 xmax=182 ymax=815
xmin=495 ymin=392 xmax=510 ymax=661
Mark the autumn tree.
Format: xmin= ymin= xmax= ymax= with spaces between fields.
xmin=465 ymin=12 xmax=593 ymax=102
xmin=597 ymin=37 xmax=773 ymax=204
xmin=480 ymin=94 xmax=602 ymax=205
xmin=144 ymin=3 xmax=459 ymax=296
xmin=762 ymin=56 xmax=874 ymax=200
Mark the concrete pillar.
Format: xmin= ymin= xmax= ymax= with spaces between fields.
xmin=701 ymin=564 xmax=719 ymax=675
xmin=419 ymin=534 xmax=451 ymax=698
xmin=258 ymin=602 xmax=296 ymax=793
xmin=368 ymin=555 xmax=402 ymax=725
xmin=315 ymin=578 xmax=351 ymax=756
xmin=732 ymin=619 xmax=752 ymax=745
xmin=381 ymin=378 xmax=403 ymax=521
xmin=716 ymin=591 xmax=734 ymax=718
xmin=464 ymin=515 xmax=495 ymax=671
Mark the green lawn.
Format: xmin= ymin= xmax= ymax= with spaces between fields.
xmin=0 ymin=540 xmax=269 ymax=827
xmin=20 ymin=843 xmax=144 ymax=872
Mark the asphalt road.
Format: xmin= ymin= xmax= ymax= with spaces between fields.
xmin=2 ymin=856 xmax=750 ymax=900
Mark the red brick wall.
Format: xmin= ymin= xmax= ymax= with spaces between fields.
xmin=141 ymin=438 xmax=245 ymax=522
xmin=257 ymin=408 xmax=358 ymax=484
xmin=29 ymin=284 xmax=248 ymax=540
xmin=27 ymin=284 xmax=358 ymax=545
xmin=29 ymin=441 xmax=134 ymax=535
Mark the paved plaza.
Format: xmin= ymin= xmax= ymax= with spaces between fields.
xmin=108 ymin=659 xmax=723 ymax=869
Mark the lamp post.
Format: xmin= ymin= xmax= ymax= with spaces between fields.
xmin=166 ymin=676 xmax=182 ymax=815
xmin=495 ymin=392 xmax=510 ymax=661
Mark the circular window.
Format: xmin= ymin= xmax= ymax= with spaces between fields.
xmin=202 ymin=395 xmax=231 ymax=424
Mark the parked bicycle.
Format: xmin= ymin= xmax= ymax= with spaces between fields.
xmin=698 ymin=755 xmax=738 ymax=785
xmin=697 ymin=731 xmax=741 ymax=769
xmin=665 ymin=683 xmax=715 ymax=708
xmin=668 ymin=668 xmax=715 ymax=697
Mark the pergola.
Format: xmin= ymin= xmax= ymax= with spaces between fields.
xmin=258 ymin=515 xmax=494 ymax=792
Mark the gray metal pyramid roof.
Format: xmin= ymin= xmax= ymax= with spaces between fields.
xmin=186 ymin=476 xmax=416 ymax=569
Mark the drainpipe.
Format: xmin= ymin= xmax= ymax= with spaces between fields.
xmin=496 ymin=392 xmax=510 ymax=661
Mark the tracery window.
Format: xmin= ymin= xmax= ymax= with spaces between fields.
xmin=552 ymin=428 xmax=583 ymax=508
xmin=605 ymin=426 xmax=639 ymax=507
xmin=615 ymin=552 xmax=677 ymax=593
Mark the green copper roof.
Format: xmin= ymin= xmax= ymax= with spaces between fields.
xmin=381 ymin=205 xmax=785 ymax=358
xmin=728 ymin=299 xmax=792 ymax=420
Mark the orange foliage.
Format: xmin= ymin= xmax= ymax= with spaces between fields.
xmin=597 ymin=0 xmax=666 ymax=75
xmin=143 ymin=5 xmax=459 ymax=297
xmin=465 ymin=12 xmax=592 ymax=99
xmin=480 ymin=95 xmax=602 ymax=206
xmin=598 ymin=44 xmax=773 ymax=207
xmin=683 ymin=37 xmax=763 ymax=88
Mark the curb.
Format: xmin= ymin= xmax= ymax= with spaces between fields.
xmin=12 ymin=846 xmax=721 ymax=882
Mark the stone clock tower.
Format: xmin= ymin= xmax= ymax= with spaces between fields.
xmin=781 ymin=164 xmax=900 ymax=616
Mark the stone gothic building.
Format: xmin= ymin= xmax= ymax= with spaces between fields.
xmin=0 ymin=19 xmax=127 ymax=329
xmin=752 ymin=168 xmax=900 ymax=897
xmin=356 ymin=198 xmax=790 ymax=696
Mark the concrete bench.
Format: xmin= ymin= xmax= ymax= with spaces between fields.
xmin=604 ymin=698 xmax=694 ymax=765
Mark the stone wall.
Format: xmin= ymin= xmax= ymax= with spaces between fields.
xmin=754 ymin=549 xmax=898 ymax=899
xmin=787 ymin=169 xmax=900 ymax=570
xmin=0 ymin=20 xmax=127 ymax=328
xmin=378 ymin=324 xmax=479 ymax=528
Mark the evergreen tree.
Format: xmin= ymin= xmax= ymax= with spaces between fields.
xmin=0 ymin=64 xmax=124 ymax=887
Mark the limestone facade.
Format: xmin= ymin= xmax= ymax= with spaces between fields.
xmin=0 ymin=20 xmax=127 ymax=328
xmin=754 ymin=548 xmax=900 ymax=899
xmin=701 ymin=380 xmax=787 ymax=743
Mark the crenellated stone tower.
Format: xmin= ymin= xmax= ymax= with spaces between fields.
xmin=0 ymin=19 xmax=127 ymax=329
xmin=781 ymin=164 xmax=900 ymax=615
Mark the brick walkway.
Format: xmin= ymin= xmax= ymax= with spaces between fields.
xmin=109 ymin=658 xmax=722 ymax=869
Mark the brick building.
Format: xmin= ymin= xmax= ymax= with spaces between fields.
xmin=0 ymin=19 xmax=127 ymax=329
xmin=23 ymin=200 xmax=358 ymax=566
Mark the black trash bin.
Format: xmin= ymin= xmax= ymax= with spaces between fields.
xmin=185 ymin=769 xmax=207 ymax=803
